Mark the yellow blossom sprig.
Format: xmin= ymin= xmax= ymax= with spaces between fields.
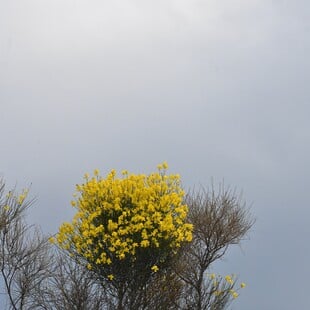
xmin=207 ymin=273 xmax=246 ymax=301
xmin=1 ymin=187 xmax=30 ymax=214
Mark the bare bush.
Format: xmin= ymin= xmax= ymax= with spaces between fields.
xmin=0 ymin=180 xmax=51 ymax=310
xmin=34 ymin=250 xmax=107 ymax=310
xmin=175 ymin=184 xmax=254 ymax=310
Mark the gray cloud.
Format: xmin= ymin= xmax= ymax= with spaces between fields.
xmin=1 ymin=0 xmax=310 ymax=308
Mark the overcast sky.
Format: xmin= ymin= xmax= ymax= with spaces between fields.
xmin=1 ymin=0 xmax=310 ymax=309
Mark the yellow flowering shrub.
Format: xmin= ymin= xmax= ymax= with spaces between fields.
xmin=54 ymin=163 xmax=193 ymax=282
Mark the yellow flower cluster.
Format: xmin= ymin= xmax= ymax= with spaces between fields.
xmin=55 ymin=163 xmax=193 ymax=267
xmin=209 ymin=273 xmax=246 ymax=300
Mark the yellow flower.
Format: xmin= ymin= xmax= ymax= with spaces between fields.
xmin=151 ymin=265 xmax=159 ymax=272
xmin=118 ymin=253 xmax=125 ymax=259
xmin=231 ymin=291 xmax=238 ymax=299
xmin=108 ymin=274 xmax=114 ymax=280
xmin=94 ymin=169 xmax=100 ymax=176
xmin=18 ymin=194 xmax=26 ymax=205
xmin=157 ymin=163 xmax=163 ymax=170
xmin=140 ymin=240 xmax=150 ymax=247
xmin=241 ymin=282 xmax=246 ymax=288
xmin=225 ymin=275 xmax=233 ymax=285
xmin=48 ymin=237 xmax=56 ymax=244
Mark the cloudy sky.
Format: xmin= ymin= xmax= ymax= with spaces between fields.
xmin=1 ymin=0 xmax=310 ymax=308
